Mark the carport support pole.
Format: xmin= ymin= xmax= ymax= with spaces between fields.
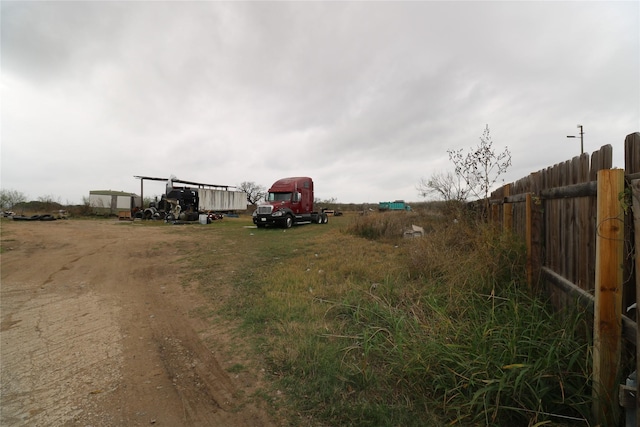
xmin=140 ymin=178 xmax=144 ymax=209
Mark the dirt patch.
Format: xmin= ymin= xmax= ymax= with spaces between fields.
xmin=0 ymin=220 xmax=278 ymax=426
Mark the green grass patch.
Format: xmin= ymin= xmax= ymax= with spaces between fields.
xmin=227 ymin=363 xmax=247 ymax=374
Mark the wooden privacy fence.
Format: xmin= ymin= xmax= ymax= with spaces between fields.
xmin=489 ymin=132 xmax=640 ymax=427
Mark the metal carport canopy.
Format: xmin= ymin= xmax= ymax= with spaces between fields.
xmin=134 ymin=176 xmax=238 ymax=208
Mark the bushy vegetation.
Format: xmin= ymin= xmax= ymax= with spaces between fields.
xmin=187 ymin=211 xmax=593 ymax=426
xmin=343 ymin=209 xmax=443 ymax=242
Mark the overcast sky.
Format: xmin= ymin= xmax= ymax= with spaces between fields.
xmin=2 ymin=1 xmax=638 ymax=205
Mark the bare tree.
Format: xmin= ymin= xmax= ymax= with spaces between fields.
xmin=0 ymin=189 xmax=27 ymax=210
xmin=417 ymin=171 xmax=469 ymax=202
xmin=238 ymin=181 xmax=267 ymax=205
xmin=315 ymin=197 xmax=337 ymax=204
xmin=447 ymin=125 xmax=511 ymax=213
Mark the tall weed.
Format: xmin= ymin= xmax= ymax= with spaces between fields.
xmin=405 ymin=218 xmax=526 ymax=293
xmin=317 ymin=283 xmax=592 ymax=426
xmin=344 ymin=211 xmax=440 ymax=241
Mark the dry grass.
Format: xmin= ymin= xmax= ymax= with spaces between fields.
xmin=183 ymin=212 xmax=593 ymax=426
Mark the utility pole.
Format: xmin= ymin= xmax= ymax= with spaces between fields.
xmin=567 ymin=124 xmax=584 ymax=154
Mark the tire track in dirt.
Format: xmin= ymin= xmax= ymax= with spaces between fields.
xmin=41 ymin=241 xmax=117 ymax=287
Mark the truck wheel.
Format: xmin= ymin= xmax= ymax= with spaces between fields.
xmin=284 ymin=215 xmax=293 ymax=229
xmin=315 ymin=215 xmax=323 ymax=224
xmin=322 ymin=213 xmax=329 ymax=224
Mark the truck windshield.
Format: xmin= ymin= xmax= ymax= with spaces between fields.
xmin=268 ymin=192 xmax=292 ymax=202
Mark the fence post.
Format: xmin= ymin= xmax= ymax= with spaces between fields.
xmin=592 ymin=169 xmax=625 ymax=426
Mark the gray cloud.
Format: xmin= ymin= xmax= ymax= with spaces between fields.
xmin=2 ymin=1 xmax=638 ymax=204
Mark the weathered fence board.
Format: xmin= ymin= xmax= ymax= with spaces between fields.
xmin=632 ymin=178 xmax=640 ymax=418
xmin=625 ymin=133 xmax=640 ymax=422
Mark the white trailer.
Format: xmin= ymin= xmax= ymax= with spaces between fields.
xmin=198 ymin=188 xmax=247 ymax=211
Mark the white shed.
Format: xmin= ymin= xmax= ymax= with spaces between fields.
xmin=89 ymin=190 xmax=141 ymax=215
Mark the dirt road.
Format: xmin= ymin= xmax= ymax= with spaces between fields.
xmin=1 ymin=219 xmax=278 ymax=426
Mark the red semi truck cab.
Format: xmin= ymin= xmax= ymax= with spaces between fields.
xmin=252 ymin=177 xmax=329 ymax=228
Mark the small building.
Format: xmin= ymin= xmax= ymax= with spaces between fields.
xmin=89 ymin=190 xmax=141 ymax=215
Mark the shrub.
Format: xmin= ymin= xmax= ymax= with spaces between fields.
xmin=404 ymin=219 xmax=526 ymax=293
xmin=344 ymin=211 xmax=441 ymax=242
